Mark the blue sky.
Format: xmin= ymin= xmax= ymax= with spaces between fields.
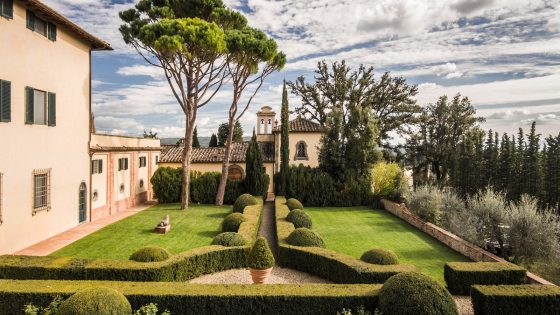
xmin=43 ymin=0 xmax=560 ymax=139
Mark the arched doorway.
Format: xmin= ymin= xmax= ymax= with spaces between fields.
xmin=228 ymin=165 xmax=244 ymax=181
xmin=79 ymin=182 xmax=87 ymax=223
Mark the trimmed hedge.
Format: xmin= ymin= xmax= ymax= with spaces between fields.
xmin=129 ymin=246 xmax=170 ymax=263
xmin=211 ymin=232 xmax=246 ymax=247
xmin=286 ymin=209 xmax=313 ymax=229
xmin=275 ymin=197 xmax=417 ymax=284
xmin=471 ymin=285 xmax=560 ymax=315
xmin=360 ymin=249 xmax=399 ymax=265
xmin=58 ymin=287 xmax=132 ymax=315
xmin=0 ymin=280 xmax=382 ymax=315
xmin=0 ymin=201 xmax=264 ymax=282
xmin=378 ymin=272 xmax=458 ymax=315
xmin=444 ymin=262 xmax=527 ymax=295
xmin=222 ymin=213 xmax=247 ymax=232
xmin=286 ymin=228 xmax=325 ymax=247
xmin=233 ymin=194 xmax=258 ymax=213
xmin=287 ymin=198 xmax=303 ymax=210
xmin=247 ymin=237 xmax=275 ymax=269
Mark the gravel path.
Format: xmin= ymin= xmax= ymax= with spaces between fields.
xmin=454 ymin=296 xmax=474 ymax=315
xmin=189 ymin=267 xmax=333 ymax=284
xmin=257 ymin=201 xmax=278 ymax=260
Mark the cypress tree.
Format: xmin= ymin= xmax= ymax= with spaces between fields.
xmin=192 ymin=126 xmax=200 ymax=148
xmin=524 ymin=122 xmax=542 ymax=198
xmin=497 ymin=133 xmax=513 ymax=196
xmin=209 ymin=133 xmax=218 ymax=147
xmin=543 ymin=133 xmax=560 ymax=212
xmin=278 ymin=80 xmax=290 ymax=195
xmin=245 ymin=131 xmax=266 ymax=197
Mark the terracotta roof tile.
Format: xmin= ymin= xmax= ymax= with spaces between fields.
xmin=160 ymin=141 xmax=275 ymax=164
xmin=273 ymin=116 xmax=325 ymax=133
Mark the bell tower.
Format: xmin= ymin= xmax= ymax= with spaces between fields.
xmin=256 ymin=106 xmax=276 ymax=142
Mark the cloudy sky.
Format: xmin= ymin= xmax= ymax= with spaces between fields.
xmin=43 ymin=0 xmax=560 ymax=139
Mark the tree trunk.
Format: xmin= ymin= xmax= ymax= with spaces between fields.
xmin=215 ymin=115 xmax=236 ymax=205
xmin=181 ymin=117 xmax=196 ymax=210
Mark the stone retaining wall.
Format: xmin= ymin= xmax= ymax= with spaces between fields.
xmin=380 ymin=199 xmax=554 ymax=286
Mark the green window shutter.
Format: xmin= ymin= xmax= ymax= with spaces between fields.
xmin=125 ymin=158 xmax=129 ymax=170
xmin=0 ymin=80 xmax=11 ymax=122
xmin=48 ymin=23 xmax=57 ymax=41
xmin=2 ymin=0 xmax=13 ymax=19
xmin=25 ymin=87 xmax=34 ymax=124
xmin=99 ymin=160 xmax=103 ymax=173
xmin=26 ymin=10 xmax=35 ymax=30
xmin=48 ymin=92 xmax=56 ymax=126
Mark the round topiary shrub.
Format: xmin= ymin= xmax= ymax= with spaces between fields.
xmin=286 ymin=198 xmax=303 ymax=210
xmin=286 ymin=228 xmax=325 ymax=247
xmin=286 ymin=209 xmax=312 ymax=229
xmin=129 ymin=246 xmax=171 ymax=262
xmin=378 ymin=272 xmax=458 ymax=315
xmin=58 ymin=287 xmax=132 ymax=315
xmin=233 ymin=194 xmax=258 ymax=213
xmin=222 ymin=213 xmax=247 ymax=232
xmin=211 ymin=232 xmax=246 ymax=247
xmin=247 ymin=237 xmax=275 ymax=269
xmin=360 ymin=248 xmax=399 ymax=265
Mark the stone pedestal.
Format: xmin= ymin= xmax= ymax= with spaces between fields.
xmin=154 ymin=225 xmax=171 ymax=234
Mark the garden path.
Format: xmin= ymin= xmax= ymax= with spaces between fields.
xmin=257 ymin=201 xmax=278 ymax=260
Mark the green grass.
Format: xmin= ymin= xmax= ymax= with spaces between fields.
xmin=306 ymin=207 xmax=470 ymax=284
xmin=51 ymin=203 xmax=231 ymax=260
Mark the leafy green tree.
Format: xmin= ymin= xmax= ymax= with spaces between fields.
xmin=143 ymin=129 xmax=158 ymax=139
xmin=278 ymin=80 xmax=290 ymax=196
xmin=245 ymin=131 xmax=267 ymax=197
xmin=209 ymin=133 xmax=218 ymax=147
xmin=215 ymin=27 xmax=285 ymax=205
xmin=218 ymin=121 xmax=243 ymax=146
xmin=119 ymin=0 xmax=234 ymax=209
xmin=192 ymin=126 xmax=200 ymax=148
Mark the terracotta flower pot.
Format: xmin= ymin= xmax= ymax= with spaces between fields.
xmin=249 ymin=267 xmax=273 ymax=284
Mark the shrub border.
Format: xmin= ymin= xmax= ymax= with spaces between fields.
xmin=275 ymin=197 xmax=416 ymax=284
xmin=0 ymin=279 xmax=381 ymax=315
xmin=0 ymin=199 xmax=264 ymax=282
xmin=444 ymin=262 xmax=527 ymax=295
xmin=471 ymin=284 xmax=560 ymax=315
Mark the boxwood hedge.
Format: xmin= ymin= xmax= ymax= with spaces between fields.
xmin=444 ymin=262 xmax=527 ymax=295
xmin=0 ymin=280 xmax=382 ymax=315
xmin=0 ymin=200 xmax=264 ymax=282
xmin=275 ymin=197 xmax=416 ymax=284
xmin=471 ymin=284 xmax=560 ymax=315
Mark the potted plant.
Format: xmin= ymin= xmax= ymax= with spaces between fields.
xmin=247 ymin=237 xmax=275 ymax=284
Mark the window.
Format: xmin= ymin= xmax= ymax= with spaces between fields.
xmin=0 ymin=79 xmax=11 ymax=122
xmin=0 ymin=172 xmax=3 ymax=225
xmin=25 ymin=87 xmax=56 ymax=126
xmin=1 ymin=0 xmax=13 ymax=19
xmin=92 ymin=159 xmax=103 ymax=174
xmin=26 ymin=10 xmax=57 ymax=41
xmin=295 ymin=141 xmax=308 ymax=160
xmin=139 ymin=156 xmax=147 ymax=168
xmin=155 ymin=156 xmax=159 ymax=165
xmin=228 ymin=165 xmax=244 ymax=180
xmin=33 ymin=169 xmax=51 ymax=214
xmin=118 ymin=158 xmax=129 ymax=171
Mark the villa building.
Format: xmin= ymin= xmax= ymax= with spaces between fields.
xmin=0 ymin=0 xmax=161 ymax=254
xmin=160 ymin=106 xmax=326 ymax=194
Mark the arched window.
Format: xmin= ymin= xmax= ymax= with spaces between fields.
xmin=79 ymin=182 xmax=87 ymax=223
xmin=294 ymin=141 xmax=308 ymax=160
xmin=228 ymin=165 xmax=244 ymax=180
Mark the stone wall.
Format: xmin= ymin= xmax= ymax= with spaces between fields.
xmin=380 ymin=199 xmax=554 ymax=286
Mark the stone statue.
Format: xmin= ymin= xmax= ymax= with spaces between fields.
xmin=154 ymin=215 xmax=171 ymax=234
xmin=158 ymin=215 xmax=170 ymax=227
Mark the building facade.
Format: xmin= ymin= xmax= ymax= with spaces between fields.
xmin=0 ymin=0 xmax=111 ymax=254
xmin=160 ymin=106 xmax=326 ymax=195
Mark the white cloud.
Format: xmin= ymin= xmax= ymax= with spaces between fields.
xmin=117 ymin=65 xmax=164 ymax=79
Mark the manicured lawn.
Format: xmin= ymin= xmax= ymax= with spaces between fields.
xmin=51 ymin=203 xmax=231 ymax=260
xmin=306 ymin=207 xmax=470 ymax=284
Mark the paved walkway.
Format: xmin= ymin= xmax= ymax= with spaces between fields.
xmin=14 ymin=204 xmax=152 ymax=256
xmin=257 ymin=201 xmax=278 ymax=260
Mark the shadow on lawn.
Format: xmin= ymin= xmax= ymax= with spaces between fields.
xmin=206 ymin=212 xmax=227 ymax=218
xmin=197 ymin=230 xmax=219 ymax=238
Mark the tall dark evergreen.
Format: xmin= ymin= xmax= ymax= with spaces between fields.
xmin=245 ymin=131 xmax=267 ymax=197
xmin=209 ymin=133 xmax=218 ymax=147
xmin=543 ymin=133 xmax=560 ymax=212
xmin=524 ymin=122 xmax=542 ymax=198
xmin=278 ymin=80 xmax=290 ymax=195
xmin=192 ymin=126 xmax=200 ymax=148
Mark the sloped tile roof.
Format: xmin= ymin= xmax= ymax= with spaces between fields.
xmin=160 ymin=141 xmax=275 ymax=164
xmin=273 ymin=116 xmax=326 ymax=133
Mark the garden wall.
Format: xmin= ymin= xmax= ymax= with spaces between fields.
xmin=380 ymin=199 xmax=553 ymax=285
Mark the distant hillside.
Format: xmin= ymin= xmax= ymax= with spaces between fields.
xmin=160 ymin=137 xmax=251 ymax=147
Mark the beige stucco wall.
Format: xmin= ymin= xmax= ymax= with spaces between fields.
xmin=274 ymin=132 xmax=323 ymax=172
xmin=0 ymin=2 xmax=92 ymax=254
xmin=91 ymin=154 xmax=108 ymax=210
xmin=91 ymin=134 xmax=160 ymax=149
